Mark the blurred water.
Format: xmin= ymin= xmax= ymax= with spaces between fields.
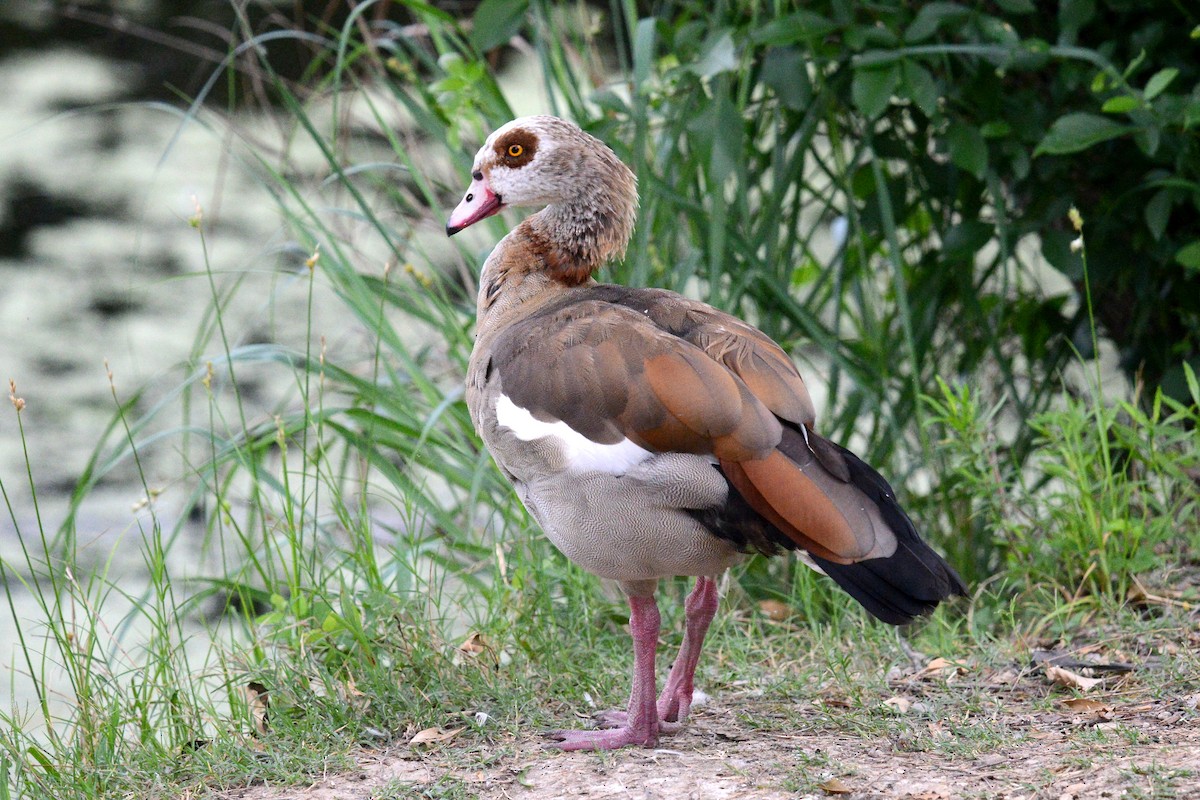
xmin=0 ymin=3 xmax=564 ymax=727
xmin=0 ymin=40 xmax=323 ymax=725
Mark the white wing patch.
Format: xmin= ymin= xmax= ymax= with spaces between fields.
xmin=495 ymin=394 xmax=653 ymax=475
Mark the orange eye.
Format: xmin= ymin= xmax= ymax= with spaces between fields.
xmin=507 ymin=144 xmax=524 ymax=158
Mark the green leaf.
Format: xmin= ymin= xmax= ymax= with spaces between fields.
xmin=1144 ymin=189 xmax=1173 ymax=241
xmin=942 ymin=221 xmax=993 ymax=261
xmin=1034 ymin=113 xmax=1131 ymax=156
xmin=762 ymin=47 xmax=812 ymax=110
xmin=980 ymin=120 xmax=1012 ymax=138
xmin=978 ymin=15 xmax=1019 ymax=47
xmin=1121 ymin=49 xmax=1147 ymax=80
xmin=1143 ymin=67 xmax=1179 ymax=101
xmin=26 ymin=746 xmax=59 ymax=777
xmin=1176 ymin=240 xmax=1200 ymax=272
xmin=901 ymin=61 xmax=939 ymax=117
xmin=1186 ymin=362 xmax=1200 ymax=408
xmin=791 ymin=259 xmax=821 ymax=287
xmin=994 ymin=0 xmax=1035 ymax=11
xmin=691 ymin=30 xmax=738 ymax=78
xmin=852 ymin=65 xmax=900 ymax=119
xmin=710 ymin=92 xmax=744 ymax=181
xmin=632 ymin=17 xmax=656 ymax=89
xmin=1134 ymin=125 xmax=1161 ymax=158
xmin=1101 ymin=95 xmax=1139 ymax=114
xmin=751 ymin=11 xmax=838 ymax=45
xmin=1059 ymin=0 xmax=1096 ymax=36
xmin=946 ymin=122 xmax=988 ymax=178
xmin=469 ymin=0 xmax=529 ymax=53
xmin=1187 ymin=98 xmax=1200 ymax=129
xmin=591 ymin=89 xmax=629 ymax=114
xmin=905 ymin=2 xmax=970 ymax=43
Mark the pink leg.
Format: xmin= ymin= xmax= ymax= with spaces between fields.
xmin=594 ymin=576 xmax=720 ymax=734
xmin=547 ymin=595 xmax=662 ymax=751
xmin=657 ymin=576 xmax=718 ymax=724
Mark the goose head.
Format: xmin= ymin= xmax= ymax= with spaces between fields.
xmin=445 ymin=116 xmax=638 ymax=271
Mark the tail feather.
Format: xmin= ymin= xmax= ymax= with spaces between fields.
xmin=811 ymin=542 xmax=966 ymax=625
xmin=712 ymin=423 xmax=966 ymax=626
xmin=805 ymin=439 xmax=967 ymax=624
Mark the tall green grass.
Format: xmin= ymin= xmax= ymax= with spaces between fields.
xmin=1 ymin=3 xmax=1197 ymax=797
xmin=927 ymin=366 xmax=1200 ymax=610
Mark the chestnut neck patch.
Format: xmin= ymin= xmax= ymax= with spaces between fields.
xmin=521 ymin=220 xmax=594 ymax=287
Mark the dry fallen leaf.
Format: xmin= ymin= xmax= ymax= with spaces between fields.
xmin=883 ymin=696 xmax=913 ymax=714
xmin=1045 ymin=664 xmax=1103 ymax=692
xmin=409 ymin=726 xmax=465 ymax=746
xmin=339 ymin=678 xmax=371 ymax=714
xmin=913 ymin=657 xmax=964 ymax=681
xmin=1061 ymin=697 xmax=1112 ymax=713
xmin=243 ymin=681 xmax=269 ymax=736
xmin=819 ymin=696 xmax=853 ymax=709
xmin=758 ymin=599 xmax=792 ymax=621
xmin=1128 ymin=577 xmax=1196 ymax=610
xmin=818 ymin=777 xmax=852 ymax=794
xmin=454 ymin=632 xmax=499 ymax=667
xmin=985 ymin=668 xmax=1021 ymax=686
xmin=458 ymin=632 xmax=489 ymax=656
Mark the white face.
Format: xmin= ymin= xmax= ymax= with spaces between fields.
xmin=474 ymin=118 xmax=556 ymax=206
xmin=446 ymin=116 xmax=585 ymax=235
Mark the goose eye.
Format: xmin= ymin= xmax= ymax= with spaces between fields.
xmin=507 ymin=144 xmax=524 ymax=158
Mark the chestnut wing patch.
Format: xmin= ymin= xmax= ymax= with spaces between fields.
xmin=720 ymin=434 xmax=875 ymax=563
xmin=490 ymin=300 xmax=782 ymax=461
xmin=559 ymin=286 xmax=817 ymax=426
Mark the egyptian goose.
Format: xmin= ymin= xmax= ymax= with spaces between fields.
xmin=446 ymin=115 xmax=966 ymax=751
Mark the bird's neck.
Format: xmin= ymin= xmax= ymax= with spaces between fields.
xmin=472 ymin=226 xmax=584 ymax=344
xmin=474 ymin=164 xmax=637 ymax=338
xmin=521 ymin=187 xmax=637 ymax=285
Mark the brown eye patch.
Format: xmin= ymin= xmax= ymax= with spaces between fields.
xmin=494 ymin=128 xmax=538 ymax=168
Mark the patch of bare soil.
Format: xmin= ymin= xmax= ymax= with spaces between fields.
xmin=216 ymin=678 xmax=1200 ymax=800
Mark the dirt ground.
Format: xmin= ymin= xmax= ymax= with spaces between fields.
xmin=216 ymin=675 xmax=1200 ymax=800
